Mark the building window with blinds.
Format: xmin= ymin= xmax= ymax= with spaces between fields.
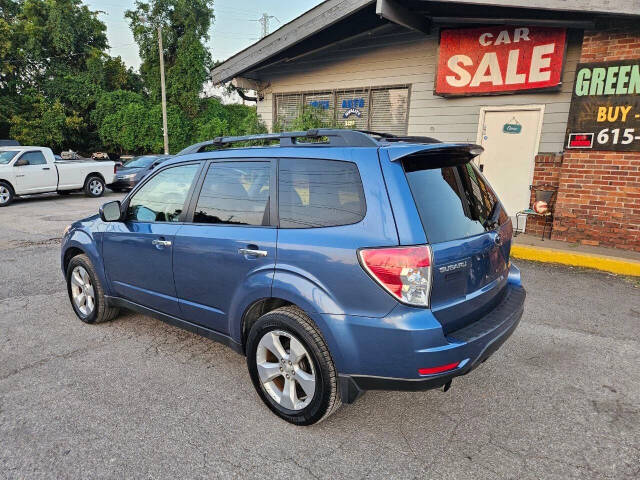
xmin=274 ymin=86 xmax=409 ymax=134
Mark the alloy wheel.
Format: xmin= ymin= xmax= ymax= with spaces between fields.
xmin=70 ymin=266 xmax=95 ymax=316
xmin=255 ymin=330 xmax=316 ymax=411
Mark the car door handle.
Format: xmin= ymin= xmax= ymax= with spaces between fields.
xmin=42 ymin=167 xmax=50 ymax=170
xmin=238 ymin=248 xmax=267 ymax=257
xmin=152 ymin=239 xmax=172 ymax=247
xmin=16 ymin=174 xmax=25 ymax=177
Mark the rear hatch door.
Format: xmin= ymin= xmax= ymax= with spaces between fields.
xmin=398 ymin=145 xmax=512 ymax=334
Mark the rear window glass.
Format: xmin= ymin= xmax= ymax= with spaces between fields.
xmin=278 ymin=158 xmax=366 ymax=228
xmin=194 ymin=162 xmax=270 ymax=226
xmin=403 ymin=158 xmax=507 ymax=243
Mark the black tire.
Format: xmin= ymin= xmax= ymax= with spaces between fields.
xmin=66 ymin=254 xmax=119 ymax=324
xmin=84 ymin=175 xmax=105 ymax=197
xmin=246 ymin=306 xmax=341 ymax=425
xmin=0 ymin=181 xmax=14 ymax=207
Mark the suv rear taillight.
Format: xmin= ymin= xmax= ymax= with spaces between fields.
xmin=358 ymin=245 xmax=432 ymax=307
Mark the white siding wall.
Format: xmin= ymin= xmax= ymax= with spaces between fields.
xmin=253 ymin=25 xmax=581 ymax=153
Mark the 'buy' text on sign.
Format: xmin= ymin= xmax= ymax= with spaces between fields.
xmin=435 ymin=26 xmax=567 ymax=96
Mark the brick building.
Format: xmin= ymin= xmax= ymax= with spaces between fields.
xmin=212 ymin=1 xmax=640 ymax=252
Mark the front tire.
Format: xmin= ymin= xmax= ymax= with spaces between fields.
xmin=246 ymin=306 xmax=341 ymax=425
xmin=66 ymin=254 xmax=119 ymax=324
xmin=0 ymin=181 xmax=14 ymax=207
xmin=84 ymin=176 xmax=105 ymax=197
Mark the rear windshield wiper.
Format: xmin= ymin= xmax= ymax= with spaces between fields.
xmin=483 ymin=202 xmax=501 ymax=229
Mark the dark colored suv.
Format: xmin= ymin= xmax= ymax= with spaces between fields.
xmin=61 ymin=129 xmax=525 ymax=425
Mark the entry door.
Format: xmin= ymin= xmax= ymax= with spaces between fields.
xmin=102 ymin=163 xmax=201 ymax=316
xmin=173 ymin=160 xmax=276 ymax=334
xmin=14 ymin=151 xmax=58 ymax=193
xmin=476 ymin=107 xmax=543 ymax=218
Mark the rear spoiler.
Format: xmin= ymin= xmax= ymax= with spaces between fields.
xmin=383 ymin=143 xmax=484 ymax=162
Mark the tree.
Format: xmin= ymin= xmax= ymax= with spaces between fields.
xmin=10 ymin=96 xmax=81 ymax=149
xmin=126 ymin=0 xmax=214 ymax=118
xmin=1 ymin=0 xmax=142 ymax=152
xmin=1 ymin=0 xmax=265 ymax=155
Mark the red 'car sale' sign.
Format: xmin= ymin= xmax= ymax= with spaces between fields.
xmin=435 ymin=26 xmax=566 ymax=96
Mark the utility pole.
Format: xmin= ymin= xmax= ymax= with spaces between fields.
xmin=256 ymin=13 xmax=279 ymax=39
xmin=140 ymin=15 xmax=169 ymax=154
xmin=157 ymin=25 xmax=169 ymax=155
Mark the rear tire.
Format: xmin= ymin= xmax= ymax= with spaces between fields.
xmin=246 ymin=306 xmax=341 ymax=425
xmin=84 ymin=176 xmax=105 ymax=197
xmin=0 ymin=181 xmax=14 ymax=207
xmin=66 ymin=254 xmax=119 ymax=324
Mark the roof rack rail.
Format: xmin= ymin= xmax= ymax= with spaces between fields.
xmin=176 ymin=129 xmax=379 ymax=155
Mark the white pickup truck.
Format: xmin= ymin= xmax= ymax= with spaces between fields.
xmin=0 ymin=146 xmax=116 ymax=207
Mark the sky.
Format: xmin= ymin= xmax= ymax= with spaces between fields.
xmin=85 ymin=0 xmax=325 ymax=70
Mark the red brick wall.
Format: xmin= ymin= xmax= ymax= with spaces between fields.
xmin=525 ymin=154 xmax=563 ymax=237
xmin=548 ymin=21 xmax=640 ymax=252
xmin=552 ymin=152 xmax=640 ymax=251
xmin=579 ymin=21 xmax=640 ymax=62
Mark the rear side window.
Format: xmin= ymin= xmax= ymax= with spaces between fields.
xmin=278 ymin=158 xmax=365 ymax=228
xmin=193 ymin=162 xmax=270 ymax=226
xmin=21 ymin=151 xmax=47 ymax=165
xmin=404 ymin=159 xmax=507 ymax=243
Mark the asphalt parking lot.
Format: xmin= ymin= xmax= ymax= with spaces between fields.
xmin=1 ymin=192 xmax=639 ymax=479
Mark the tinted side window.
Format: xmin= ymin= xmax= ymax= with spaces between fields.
xmin=193 ymin=162 xmax=270 ymax=226
xmin=21 ymin=151 xmax=47 ymax=165
xmin=127 ymin=164 xmax=198 ymax=222
xmin=278 ymin=158 xmax=365 ymax=228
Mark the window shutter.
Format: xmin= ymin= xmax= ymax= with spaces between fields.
xmin=336 ymin=89 xmax=369 ymax=130
xmin=303 ymin=92 xmax=335 ymax=125
xmin=370 ymin=87 xmax=409 ymax=135
xmin=275 ymin=94 xmax=302 ymax=129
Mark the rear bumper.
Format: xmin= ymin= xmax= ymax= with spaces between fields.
xmin=108 ymin=178 xmax=136 ymax=190
xmin=334 ymin=276 xmax=525 ymax=403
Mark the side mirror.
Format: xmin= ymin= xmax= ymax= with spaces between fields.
xmin=100 ymin=201 xmax=122 ymax=222
xmin=14 ymin=158 xmax=28 ymax=167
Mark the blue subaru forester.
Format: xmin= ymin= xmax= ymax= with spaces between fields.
xmin=61 ymin=129 xmax=525 ymax=425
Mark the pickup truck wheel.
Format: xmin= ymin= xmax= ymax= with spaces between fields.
xmin=246 ymin=306 xmax=341 ymax=425
xmin=84 ymin=176 xmax=105 ymax=197
xmin=0 ymin=182 xmax=14 ymax=207
xmin=66 ymin=254 xmax=119 ymax=324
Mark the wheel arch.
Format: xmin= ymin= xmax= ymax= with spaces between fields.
xmin=0 ymin=179 xmax=15 ymax=193
xmin=239 ymin=296 xmax=345 ymax=372
xmin=0 ymin=178 xmax=17 ymax=197
xmin=63 ymin=246 xmax=85 ymax=273
xmin=84 ymin=172 xmax=106 ymax=184
xmin=61 ymin=230 xmax=111 ymax=296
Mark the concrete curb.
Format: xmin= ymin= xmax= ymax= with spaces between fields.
xmin=511 ymin=244 xmax=640 ymax=277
